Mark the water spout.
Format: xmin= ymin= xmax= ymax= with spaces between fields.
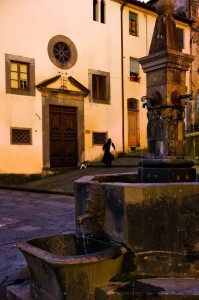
xmin=77 ymin=213 xmax=94 ymax=225
xmin=141 ymin=96 xmax=153 ymax=108
xmin=77 ymin=183 xmax=105 ymax=228
xmin=141 ymin=91 xmax=162 ymax=107
xmin=177 ymin=93 xmax=193 ymax=101
xmin=171 ymin=92 xmax=193 ymax=106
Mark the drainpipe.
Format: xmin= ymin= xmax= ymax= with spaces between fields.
xmin=121 ymin=0 xmax=129 ymax=153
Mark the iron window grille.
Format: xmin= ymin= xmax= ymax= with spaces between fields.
xmin=93 ymin=132 xmax=107 ymax=145
xmin=11 ymin=128 xmax=32 ymax=145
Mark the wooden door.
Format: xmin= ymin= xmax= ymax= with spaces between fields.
xmin=49 ymin=105 xmax=77 ymax=167
xmin=128 ymin=111 xmax=138 ymax=146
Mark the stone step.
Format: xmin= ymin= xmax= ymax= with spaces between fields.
xmin=7 ymin=279 xmax=199 ymax=300
xmin=95 ymin=279 xmax=199 ymax=300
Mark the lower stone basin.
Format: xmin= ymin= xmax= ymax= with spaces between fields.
xmin=18 ymin=233 xmax=127 ymax=300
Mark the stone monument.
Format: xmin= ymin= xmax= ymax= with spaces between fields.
xmin=138 ymin=0 xmax=196 ymax=183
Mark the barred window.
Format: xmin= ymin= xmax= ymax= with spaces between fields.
xmin=93 ymin=132 xmax=107 ymax=145
xmin=11 ymin=128 xmax=32 ymax=145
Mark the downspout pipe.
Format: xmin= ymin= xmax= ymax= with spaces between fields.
xmin=121 ymin=0 xmax=129 ymax=153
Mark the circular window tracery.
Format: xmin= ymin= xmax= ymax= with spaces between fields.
xmin=53 ymin=42 xmax=71 ymax=63
xmin=48 ymin=35 xmax=77 ymax=69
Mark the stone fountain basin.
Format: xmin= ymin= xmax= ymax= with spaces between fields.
xmin=18 ymin=233 xmax=127 ymax=300
xmin=74 ymin=172 xmax=199 ymax=278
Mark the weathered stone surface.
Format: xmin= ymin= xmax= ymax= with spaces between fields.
xmin=75 ymin=175 xmax=199 ymax=278
xmin=95 ymin=279 xmax=199 ymax=299
xmin=18 ymin=234 xmax=126 ymax=300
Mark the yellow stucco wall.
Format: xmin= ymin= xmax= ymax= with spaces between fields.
xmin=0 ymin=0 xmax=192 ymax=173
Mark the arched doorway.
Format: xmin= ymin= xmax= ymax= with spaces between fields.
xmin=128 ymin=98 xmax=139 ymax=148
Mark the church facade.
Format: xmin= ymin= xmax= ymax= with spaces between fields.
xmin=0 ymin=0 xmax=192 ymax=173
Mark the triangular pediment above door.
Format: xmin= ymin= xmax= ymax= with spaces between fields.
xmin=36 ymin=75 xmax=90 ymax=96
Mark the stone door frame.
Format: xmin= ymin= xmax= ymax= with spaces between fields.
xmin=42 ymin=90 xmax=85 ymax=169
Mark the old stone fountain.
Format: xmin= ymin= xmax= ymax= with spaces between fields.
xmin=16 ymin=0 xmax=199 ymax=299
xmin=75 ymin=0 xmax=199 ymax=288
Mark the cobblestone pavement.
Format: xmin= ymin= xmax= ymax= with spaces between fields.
xmin=0 ymin=189 xmax=75 ymax=299
xmin=0 ymin=155 xmax=141 ymax=299
xmin=0 ymin=156 xmax=140 ymax=196
xmin=0 ymin=155 xmax=198 ymax=299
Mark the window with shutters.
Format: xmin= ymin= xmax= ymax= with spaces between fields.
xmin=129 ymin=11 xmax=138 ymax=36
xmin=89 ymin=69 xmax=110 ymax=104
xmin=92 ymin=74 xmax=106 ymax=100
xmin=130 ymin=58 xmax=140 ymax=82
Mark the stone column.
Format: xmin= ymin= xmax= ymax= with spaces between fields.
xmin=138 ymin=0 xmax=196 ymax=182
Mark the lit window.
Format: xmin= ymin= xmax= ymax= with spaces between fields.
xmin=10 ymin=62 xmax=28 ymax=91
xmin=5 ymin=54 xmax=35 ymax=96
xmin=130 ymin=58 xmax=140 ymax=82
xmin=129 ymin=12 xmax=138 ymax=36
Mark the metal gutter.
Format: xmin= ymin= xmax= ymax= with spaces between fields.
xmin=121 ymin=0 xmax=129 ymax=153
